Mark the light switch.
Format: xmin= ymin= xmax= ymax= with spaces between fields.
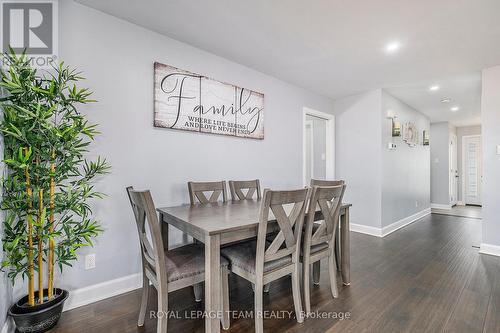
xmin=321 ymin=153 xmax=326 ymax=160
xmin=434 ymin=158 xmax=439 ymax=163
xmin=497 ymin=145 xmax=500 ymax=155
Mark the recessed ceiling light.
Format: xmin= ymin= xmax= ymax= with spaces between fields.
xmin=451 ymin=106 xmax=459 ymax=112
xmin=384 ymin=41 xmax=401 ymax=54
xmin=441 ymin=98 xmax=451 ymax=103
xmin=429 ymin=85 xmax=440 ymax=91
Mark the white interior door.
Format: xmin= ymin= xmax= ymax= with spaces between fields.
xmin=303 ymin=108 xmax=335 ymax=186
xmin=304 ymin=120 xmax=314 ymax=183
xmin=449 ymin=134 xmax=458 ymax=205
xmin=463 ymin=136 xmax=482 ymax=205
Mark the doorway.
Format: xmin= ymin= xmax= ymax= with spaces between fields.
xmin=462 ymin=135 xmax=482 ymax=206
xmin=449 ymin=134 xmax=458 ymax=205
xmin=302 ymin=108 xmax=335 ymax=186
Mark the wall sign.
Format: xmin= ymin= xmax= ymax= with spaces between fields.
xmin=154 ymin=62 xmax=264 ymax=139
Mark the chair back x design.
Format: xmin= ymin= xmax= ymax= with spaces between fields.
xmin=229 ymin=179 xmax=261 ymax=200
xmin=256 ymin=188 xmax=310 ymax=271
xmin=305 ymin=184 xmax=346 ymax=249
xmin=188 ymin=181 xmax=227 ymax=204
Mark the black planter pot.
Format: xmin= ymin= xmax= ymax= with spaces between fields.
xmin=8 ymin=288 xmax=69 ymax=333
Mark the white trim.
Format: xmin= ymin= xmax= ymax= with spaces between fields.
xmin=304 ymin=120 xmax=314 ymax=183
xmin=449 ymin=133 xmax=458 ymax=205
xmin=350 ymin=223 xmax=383 ymax=237
xmin=431 ymin=203 xmax=452 ymax=210
xmin=1 ymin=318 xmax=14 ymax=333
xmin=350 ymin=208 xmax=431 ymax=238
xmin=63 ymin=273 xmax=142 ymax=311
xmin=302 ymin=107 xmax=335 ymax=186
xmin=479 ymin=243 xmax=500 ymax=257
xmin=456 ymin=201 xmax=465 ymax=206
xmin=381 ymin=208 xmax=431 ymax=237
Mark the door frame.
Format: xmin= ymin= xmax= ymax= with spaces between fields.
xmin=461 ymin=134 xmax=482 ymax=205
xmin=304 ymin=119 xmax=314 ymax=182
xmin=449 ymin=133 xmax=458 ymax=206
xmin=302 ymin=107 xmax=335 ymax=186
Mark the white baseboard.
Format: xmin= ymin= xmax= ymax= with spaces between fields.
xmin=1 ymin=273 xmax=143 ymax=330
xmin=431 ymin=203 xmax=452 ymax=210
xmin=456 ymin=201 xmax=465 ymax=206
xmin=350 ymin=223 xmax=383 ymax=237
xmin=479 ymin=243 xmax=500 ymax=257
xmin=350 ymin=208 xmax=431 ymax=238
xmin=63 ymin=273 xmax=142 ymax=311
xmin=381 ymin=208 xmax=431 ymax=237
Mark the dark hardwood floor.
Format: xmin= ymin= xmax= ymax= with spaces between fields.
xmin=52 ymin=214 xmax=500 ymax=333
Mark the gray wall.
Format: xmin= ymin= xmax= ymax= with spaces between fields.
xmin=481 ymin=65 xmax=500 ymax=246
xmin=430 ymin=122 xmax=452 ymax=205
xmin=381 ymin=91 xmax=430 ymax=227
xmin=456 ymin=125 xmax=481 ymax=202
xmin=39 ymin=0 xmax=337 ymax=294
xmin=335 ymin=90 xmax=382 ymax=228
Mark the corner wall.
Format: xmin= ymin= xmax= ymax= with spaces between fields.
xmin=381 ymin=91 xmax=430 ymax=228
xmin=335 ymin=89 xmax=430 ymax=235
xmin=430 ymin=122 xmax=452 ymax=207
xmin=480 ymin=65 xmax=500 ymax=256
xmin=335 ymin=90 xmax=383 ymax=230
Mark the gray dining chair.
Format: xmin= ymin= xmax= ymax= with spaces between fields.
xmin=302 ymin=184 xmax=346 ymax=313
xmin=309 ymin=179 xmax=345 ymax=282
xmin=229 ymin=179 xmax=271 ymax=292
xmin=228 ymin=179 xmax=261 ymax=200
xmin=188 ymin=181 xmax=227 ymax=204
xmin=126 ymin=187 xmax=230 ymax=332
xmin=221 ymin=188 xmax=310 ymax=333
xmin=187 ymin=180 xmax=228 ymax=301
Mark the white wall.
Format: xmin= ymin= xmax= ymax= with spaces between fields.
xmin=335 ymin=90 xmax=382 ymax=228
xmin=430 ymin=122 xmax=452 ymax=206
xmin=481 ymin=65 xmax=500 ymax=249
xmin=381 ymin=91 xmax=430 ymax=227
xmin=456 ymin=125 xmax=481 ymax=202
xmin=17 ymin=0 xmax=336 ymax=296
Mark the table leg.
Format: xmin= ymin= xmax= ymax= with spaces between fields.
xmin=340 ymin=207 xmax=351 ymax=285
xmin=160 ymin=213 xmax=169 ymax=250
xmin=205 ymin=234 xmax=221 ymax=333
xmin=335 ymin=223 xmax=341 ymax=271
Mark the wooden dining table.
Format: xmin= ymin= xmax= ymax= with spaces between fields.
xmin=157 ymin=200 xmax=352 ymax=333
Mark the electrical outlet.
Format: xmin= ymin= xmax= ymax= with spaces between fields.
xmin=85 ymin=254 xmax=96 ymax=270
xmin=415 ymin=201 xmax=419 ymax=208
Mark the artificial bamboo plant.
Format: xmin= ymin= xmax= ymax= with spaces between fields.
xmin=0 ymin=51 xmax=109 ymax=306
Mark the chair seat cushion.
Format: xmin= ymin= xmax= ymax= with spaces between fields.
xmin=165 ymin=243 xmax=228 ymax=283
xmin=310 ymin=242 xmax=329 ymax=254
xmin=220 ymin=240 xmax=292 ymax=275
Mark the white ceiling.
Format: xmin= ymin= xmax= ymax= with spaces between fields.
xmin=76 ymin=0 xmax=500 ymax=126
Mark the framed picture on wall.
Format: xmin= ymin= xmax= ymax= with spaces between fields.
xmin=154 ymin=62 xmax=265 ymax=139
xmin=423 ymin=130 xmax=429 ymax=145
